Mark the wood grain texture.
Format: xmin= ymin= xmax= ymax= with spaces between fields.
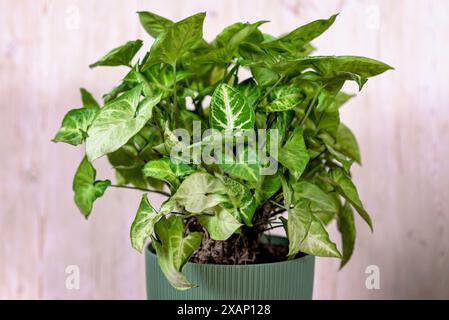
xmin=1 ymin=0 xmax=448 ymax=299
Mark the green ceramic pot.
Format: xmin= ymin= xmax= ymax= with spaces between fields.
xmin=145 ymin=235 xmax=315 ymax=300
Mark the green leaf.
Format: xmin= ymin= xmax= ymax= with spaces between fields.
xmin=268 ymin=56 xmax=393 ymax=80
xmin=254 ymin=173 xmax=281 ymax=207
xmin=142 ymin=12 xmax=206 ymax=69
xmin=89 ymin=40 xmax=143 ymax=68
xmin=130 ymin=194 xmax=162 ymax=252
xmin=53 ymin=107 xmax=98 ymax=146
xmin=278 ymin=128 xmax=310 ymax=180
xmin=142 ymin=158 xmax=180 ymax=190
xmin=264 ymin=14 xmax=338 ymax=53
xmin=292 ymin=180 xmax=339 ymax=223
xmin=72 ymin=156 xmax=110 ymax=217
xmin=80 ymin=88 xmax=100 ymax=109
xmin=335 ymin=123 xmax=361 ymax=164
xmin=287 ymin=199 xmax=341 ymax=258
xmin=153 ymin=216 xmax=202 ymax=290
xmin=338 ymin=201 xmax=356 ymax=268
xmin=237 ymin=78 xmax=260 ymax=109
xmin=329 ymin=168 xmax=373 ymax=231
xmin=138 ymin=11 xmax=173 ymax=38
xmin=261 ymin=86 xmax=304 ymax=112
xmin=172 ymin=173 xmax=227 ymax=213
xmin=86 ymin=85 xmax=162 ymax=161
xmin=209 ymin=83 xmax=255 ymax=132
xmin=219 ymin=176 xmax=257 ymax=226
xmin=219 ymin=147 xmax=260 ymax=184
xmin=199 ymin=207 xmax=242 ymax=241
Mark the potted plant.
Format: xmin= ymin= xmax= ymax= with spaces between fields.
xmin=53 ymin=11 xmax=391 ymax=300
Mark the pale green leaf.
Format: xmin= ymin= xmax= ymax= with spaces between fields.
xmin=72 ymin=156 xmax=110 ymax=217
xmin=53 ymin=107 xmax=98 ymax=146
xmin=287 ymin=199 xmax=341 ymax=258
xmin=199 ymin=207 xmax=242 ymax=241
xmin=172 ymin=173 xmax=227 ymax=213
xmin=154 ymin=216 xmax=202 ymax=290
xmin=130 ymin=194 xmax=162 ymax=252
xmin=142 ymin=158 xmax=180 ymax=190
xmin=89 ymin=40 xmax=143 ymax=68
xmin=86 ymin=85 xmax=162 ymax=161
xmin=292 ymin=180 xmax=338 ymax=214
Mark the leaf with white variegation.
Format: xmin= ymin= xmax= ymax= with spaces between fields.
xmin=172 ymin=173 xmax=227 ymax=213
xmin=86 ymin=85 xmax=162 ymax=161
xmin=199 ymin=207 xmax=242 ymax=241
xmin=53 ymin=107 xmax=98 ymax=146
xmin=130 ymin=194 xmax=162 ymax=252
xmin=209 ymin=83 xmax=255 ymax=132
xmin=287 ymin=199 xmax=341 ymax=258
xmin=153 ymin=216 xmax=202 ymax=290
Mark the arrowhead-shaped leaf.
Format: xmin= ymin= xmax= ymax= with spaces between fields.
xmin=53 ymin=107 xmax=98 ymax=146
xmin=329 ymin=167 xmax=373 ymax=231
xmin=153 ymin=216 xmax=202 ymax=290
xmin=86 ymin=85 xmax=162 ymax=161
xmin=172 ymin=173 xmax=227 ymax=213
xmin=72 ymin=156 xmax=110 ymax=217
xmin=287 ymin=199 xmax=341 ymax=258
xmin=199 ymin=207 xmax=242 ymax=241
xmin=130 ymin=194 xmax=162 ymax=252
xmin=138 ymin=11 xmax=173 ymax=38
xmin=80 ymin=88 xmax=100 ymax=109
xmin=89 ymin=40 xmax=143 ymax=68
xmin=260 ymin=86 xmax=304 ymax=112
xmin=142 ymin=12 xmax=206 ymax=69
xmin=209 ymin=83 xmax=255 ymax=132
xmin=263 ymin=14 xmax=338 ymax=53
xmin=279 ymin=128 xmax=310 ymax=180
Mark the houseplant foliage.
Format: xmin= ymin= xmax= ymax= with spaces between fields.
xmin=53 ymin=11 xmax=392 ymax=290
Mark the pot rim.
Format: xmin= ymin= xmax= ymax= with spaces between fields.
xmin=145 ymin=234 xmax=312 ymax=268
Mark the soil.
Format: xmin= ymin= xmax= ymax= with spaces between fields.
xmin=187 ymin=202 xmax=306 ymax=265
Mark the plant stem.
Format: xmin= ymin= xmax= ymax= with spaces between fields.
xmin=110 ymin=184 xmax=170 ymax=197
xmin=298 ymin=85 xmax=322 ymax=127
xmin=172 ymin=63 xmax=179 ymax=128
xmin=261 ymin=225 xmax=284 ymax=233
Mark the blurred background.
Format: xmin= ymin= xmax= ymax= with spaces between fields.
xmin=1 ymin=0 xmax=448 ymax=299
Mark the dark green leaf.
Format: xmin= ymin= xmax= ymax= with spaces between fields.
xmin=80 ymin=88 xmax=100 ymax=109
xmin=329 ymin=167 xmax=373 ymax=231
xmin=338 ymin=201 xmax=356 ymax=268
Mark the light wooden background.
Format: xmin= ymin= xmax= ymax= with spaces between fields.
xmin=1 ymin=0 xmax=448 ymax=299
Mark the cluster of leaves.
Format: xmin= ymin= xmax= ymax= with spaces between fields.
xmin=53 ymin=11 xmax=392 ymax=290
